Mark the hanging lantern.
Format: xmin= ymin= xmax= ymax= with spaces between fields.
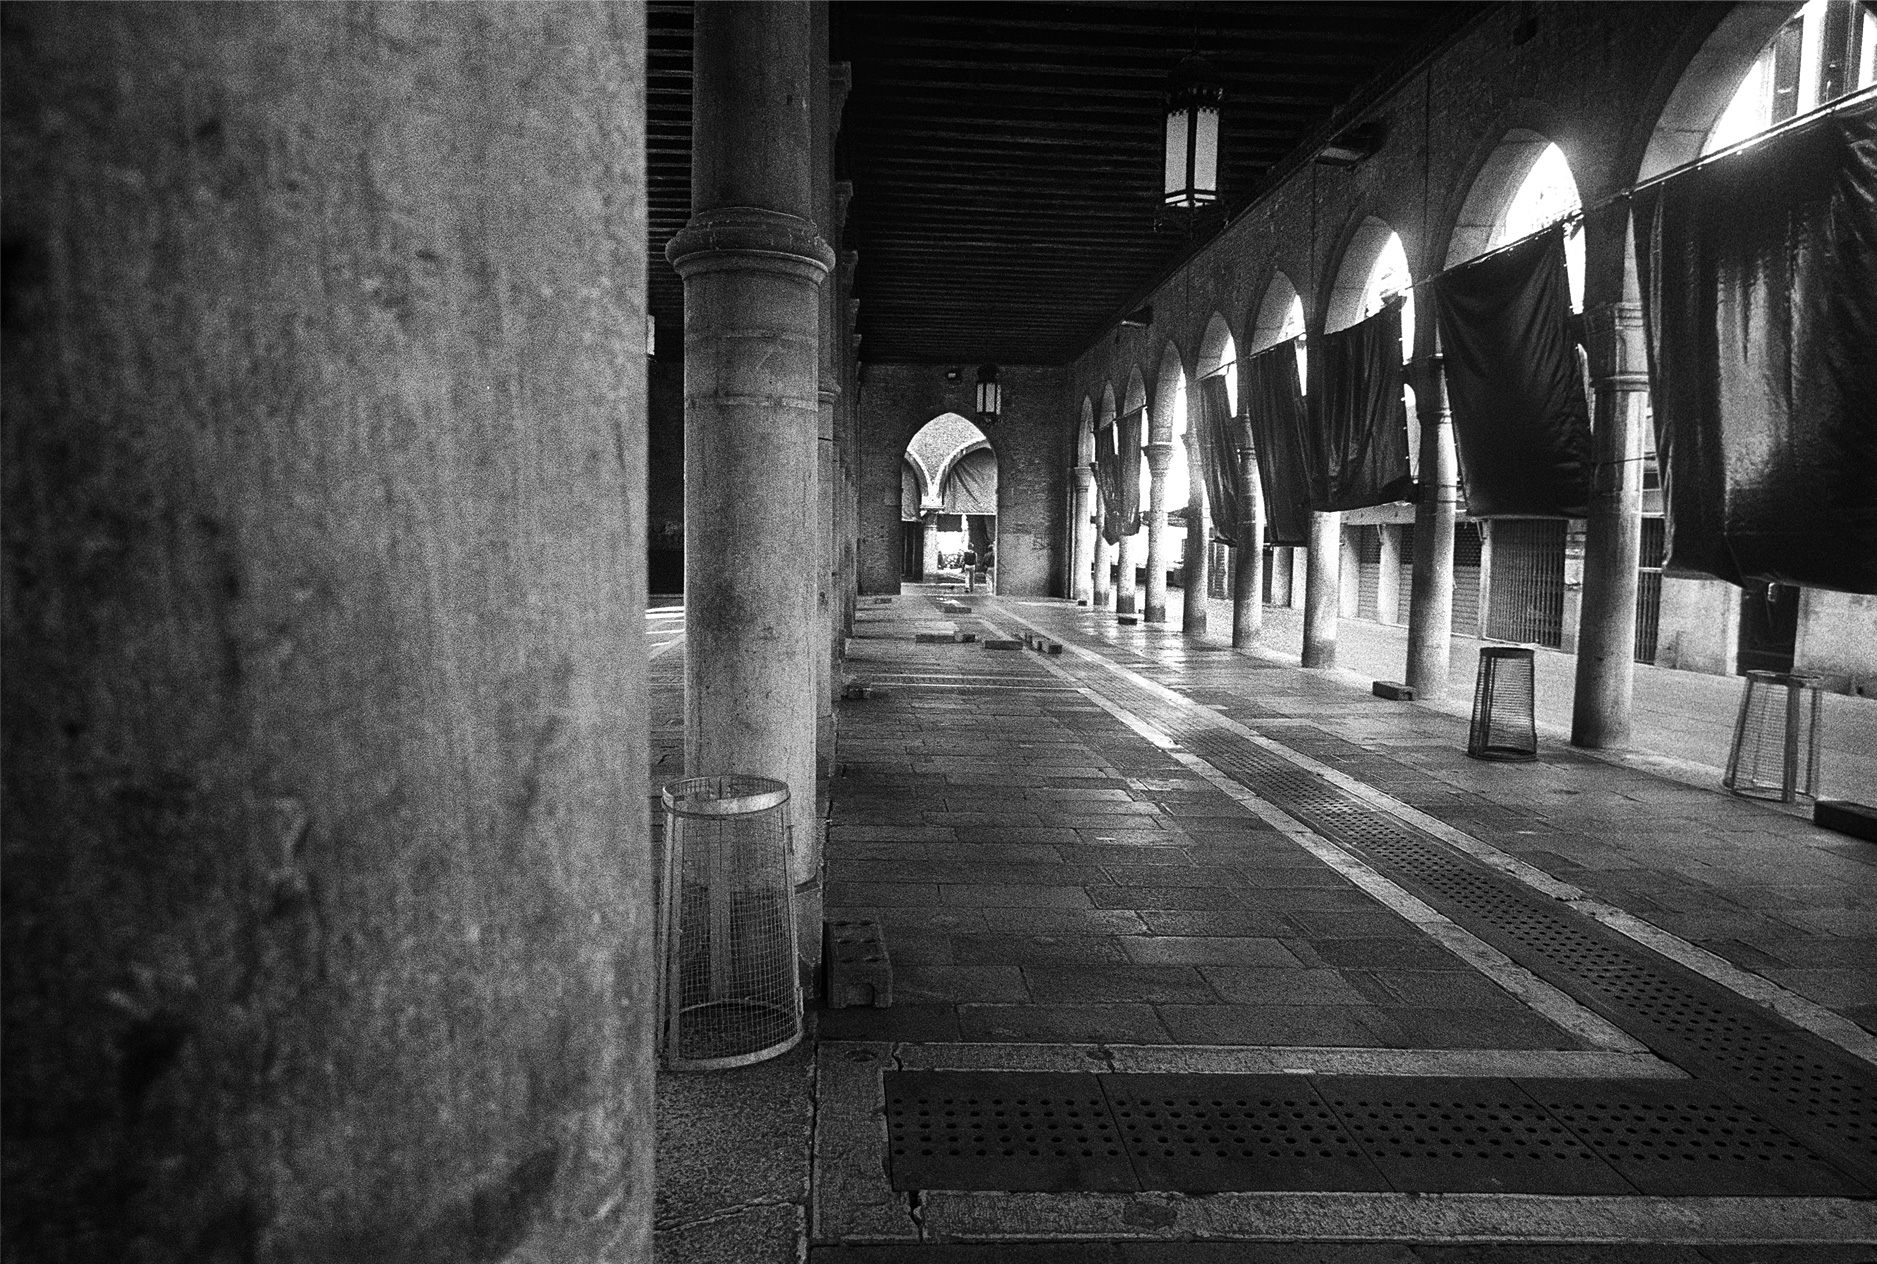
xmin=1163 ymin=53 xmax=1223 ymax=209
xmin=976 ymin=364 xmax=1001 ymax=421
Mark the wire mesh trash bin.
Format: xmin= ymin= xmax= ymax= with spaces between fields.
xmin=1724 ymin=670 xmax=1822 ymax=803
xmin=1468 ymin=647 xmax=1538 ymax=762
xmin=659 ymin=775 xmax=801 ymax=1070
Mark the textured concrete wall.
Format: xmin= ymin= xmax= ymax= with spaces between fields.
xmin=1 ymin=5 xmax=653 ymax=1260
xmin=855 ymin=364 xmax=1067 ymax=595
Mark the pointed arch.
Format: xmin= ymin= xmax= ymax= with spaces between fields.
xmin=1326 ymin=214 xmax=1412 ymax=362
xmin=1196 ymin=313 xmax=1239 ymax=414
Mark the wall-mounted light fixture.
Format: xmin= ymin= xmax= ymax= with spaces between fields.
xmin=1120 ymin=306 xmax=1154 ymax=329
xmin=944 ymin=366 xmax=961 ymax=381
xmin=976 ymin=364 xmax=1001 ymax=422
xmin=1163 ymin=54 xmax=1223 ymax=209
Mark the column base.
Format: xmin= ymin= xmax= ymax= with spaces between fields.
xmin=1144 ymin=603 xmax=1166 ymax=623
xmin=1117 ymin=594 xmax=1137 ymax=615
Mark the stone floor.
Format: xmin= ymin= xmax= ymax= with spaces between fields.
xmin=653 ymin=589 xmax=1877 ymax=1263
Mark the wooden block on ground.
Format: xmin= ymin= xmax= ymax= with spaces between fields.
xmin=823 ymin=918 xmax=893 ymax=1008
xmin=983 ymin=639 xmax=1023 ymax=650
xmin=1045 ymin=642 xmax=1063 ymax=655
xmin=951 ymin=630 xmax=977 ymax=643
xmin=1372 ymin=680 xmax=1415 ymax=701
xmin=914 ymin=632 xmax=950 ymax=643
xmin=1816 ymin=800 xmax=1877 ymax=842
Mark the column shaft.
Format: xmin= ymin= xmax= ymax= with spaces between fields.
xmin=1232 ymin=420 xmax=1264 ymax=647
xmin=1183 ymin=483 xmax=1210 ymax=634
xmin=1115 ymin=530 xmax=1137 ymax=614
xmin=1572 ymin=301 xmax=1648 ymax=749
xmin=1302 ymin=511 xmax=1342 ymax=667
xmin=670 ymin=0 xmax=832 ymax=970
xmin=1144 ymin=443 xmax=1173 ymax=622
xmin=1405 ymin=356 xmax=1458 ymax=698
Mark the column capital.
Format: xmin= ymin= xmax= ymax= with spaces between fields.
xmin=1072 ymin=464 xmax=1095 ymax=490
xmin=1144 ymin=441 xmax=1176 ymax=476
xmin=666 ymin=206 xmax=834 ymax=284
xmin=1232 ymin=417 xmax=1256 ymax=458
xmin=1581 ymin=301 xmax=1647 ymax=382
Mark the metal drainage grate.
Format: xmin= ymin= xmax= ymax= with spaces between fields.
xmin=885 ymin=1071 xmax=1136 ymax=1192
xmin=882 ymin=1071 xmax=1867 ymax=1195
xmin=1103 ymin=1073 xmax=1387 ymax=1193
xmin=1314 ymin=1076 xmax=1629 ymax=1194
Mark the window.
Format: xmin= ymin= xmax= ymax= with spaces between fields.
xmin=1708 ymin=0 xmax=1875 ymax=153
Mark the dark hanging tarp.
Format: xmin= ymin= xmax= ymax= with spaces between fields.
xmin=1244 ymin=340 xmax=1311 ymax=546
xmin=939 ymin=445 xmax=998 ymax=515
xmin=1635 ymin=98 xmax=1877 ymax=593
xmin=1093 ymin=411 xmax=1143 ymax=543
xmin=1190 ymin=375 xmax=1242 ymax=544
xmin=1431 ymin=224 xmax=1593 ymax=518
xmin=1307 ymin=298 xmax=1415 ymax=511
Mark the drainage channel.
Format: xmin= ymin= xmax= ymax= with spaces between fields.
xmin=989 ymin=617 xmax=1877 ymax=1196
xmin=883 ymin=1068 xmax=1868 ymax=1197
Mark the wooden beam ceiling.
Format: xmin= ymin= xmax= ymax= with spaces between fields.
xmin=647 ymin=1 xmax=1482 ymax=366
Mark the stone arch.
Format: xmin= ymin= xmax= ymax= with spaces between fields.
xmin=1196 ymin=312 xmax=1239 ymax=413
xmin=1445 ymin=127 xmax=1587 ymax=311
xmin=1076 ymin=395 xmax=1096 ymax=465
xmin=1123 ymin=365 xmax=1148 ymax=417
xmin=1098 ymin=382 xmax=1117 ymax=427
xmin=1249 ymin=271 xmax=1304 ymax=354
xmin=1638 ymin=3 xmax=1801 ymax=181
xmin=1325 ymin=213 xmax=1413 ymax=364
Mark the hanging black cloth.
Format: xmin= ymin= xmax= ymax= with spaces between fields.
xmin=1431 ymin=224 xmax=1593 ymax=519
xmin=1306 ymin=299 xmax=1415 ymax=511
xmin=1635 ymin=98 xmax=1877 ymax=594
xmin=1190 ymin=375 xmax=1241 ymax=544
xmin=1092 ymin=412 xmax=1143 ymax=545
xmin=1244 ymin=340 xmax=1311 ymax=546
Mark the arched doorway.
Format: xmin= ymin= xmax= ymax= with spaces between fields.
xmin=904 ymin=413 xmax=998 ymax=587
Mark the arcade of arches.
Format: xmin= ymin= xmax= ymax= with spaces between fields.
xmin=7 ymin=4 xmax=1877 ymax=1261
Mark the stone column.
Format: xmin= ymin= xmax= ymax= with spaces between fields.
xmin=1302 ymin=511 xmax=1342 ymax=667
xmin=922 ymin=512 xmax=940 ymax=580
xmin=1405 ymin=355 xmax=1459 ymax=699
xmin=1183 ymin=480 xmax=1211 ymax=635
xmin=1571 ymin=301 xmax=1648 ymax=749
xmin=811 ymin=2 xmax=837 ymax=901
xmin=1070 ymin=466 xmax=1096 ymax=603
xmin=1094 ymin=489 xmax=1115 ymax=609
xmin=1143 ymin=441 xmax=1175 ymax=621
xmin=1377 ymin=524 xmax=1402 ymax=625
xmin=2 ymin=4 xmax=654 ymax=1256
xmin=1232 ymin=418 xmax=1264 ymax=647
xmin=1116 ymin=529 xmax=1137 ymax=614
xmin=668 ymin=0 xmax=832 ymax=972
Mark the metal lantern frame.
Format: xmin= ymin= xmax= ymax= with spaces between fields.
xmin=1163 ymin=53 xmax=1224 ymax=209
xmin=975 ymin=363 xmax=1001 ymax=421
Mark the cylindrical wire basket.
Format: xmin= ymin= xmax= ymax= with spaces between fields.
xmin=659 ymin=775 xmax=800 ymax=1071
xmin=1468 ymin=646 xmax=1538 ymax=762
xmin=1724 ymin=670 xmax=1822 ymax=803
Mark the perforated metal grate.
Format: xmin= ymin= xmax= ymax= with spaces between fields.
xmin=1103 ymin=1073 xmax=1387 ymax=1193
xmin=882 ymin=1071 xmax=1867 ymax=1194
xmin=885 ymin=1071 xmax=1136 ymax=1192
xmin=1314 ymin=1076 xmax=1629 ymax=1194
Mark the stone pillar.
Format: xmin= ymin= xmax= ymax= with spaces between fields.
xmin=922 ymin=512 xmax=940 ymax=580
xmin=1232 ymin=418 xmax=1264 ymax=647
xmin=1070 ymin=466 xmax=1096 ymax=603
xmin=1572 ymin=302 xmax=1648 ymax=749
xmin=1377 ymin=524 xmax=1402 ymax=626
xmin=1144 ymin=442 xmax=1174 ymax=622
xmin=1094 ymin=490 xmax=1115 ymax=609
xmin=1302 ymin=511 xmax=1342 ymax=667
xmin=668 ymin=0 xmax=832 ymax=972
xmin=2 ymin=5 xmax=654 ymax=1257
xmin=1405 ymin=355 xmax=1459 ymax=699
xmin=1183 ymin=481 xmax=1211 ymax=635
xmin=811 ymin=2 xmax=837 ymax=899
xmin=1115 ymin=529 xmax=1137 ymax=614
